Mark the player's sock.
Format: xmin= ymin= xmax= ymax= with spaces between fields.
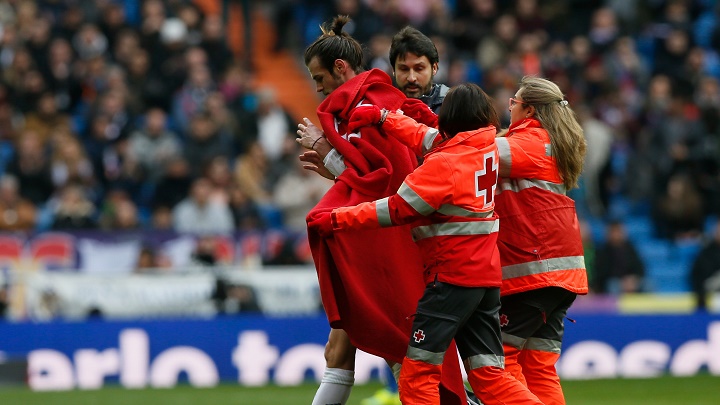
xmin=311 ymin=368 xmax=355 ymax=405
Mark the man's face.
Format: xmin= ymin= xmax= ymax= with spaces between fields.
xmin=307 ymin=56 xmax=345 ymax=96
xmin=394 ymin=52 xmax=436 ymax=99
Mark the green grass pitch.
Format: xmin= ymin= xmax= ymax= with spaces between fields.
xmin=0 ymin=375 xmax=717 ymax=404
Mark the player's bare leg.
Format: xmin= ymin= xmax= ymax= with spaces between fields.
xmin=311 ymin=329 xmax=357 ymax=405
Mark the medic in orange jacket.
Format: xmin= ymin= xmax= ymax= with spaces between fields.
xmin=368 ymin=111 xmax=588 ymax=295
xmin=494 ymin=117 xmax=587 ymax=296
xmin=330 ymin=125 xmax=501 ymax=288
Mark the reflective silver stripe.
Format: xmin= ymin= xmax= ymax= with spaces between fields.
xmin=502 ymin=332 xmax=527 ymax=350
xmin=412 ymin=219 xmax=499 ymax=241
xmin=545 ymin=143 xmax=552 ymax=157
xmin=422 ymin=129 xmax=440 ymax=155
xmin=502 ymin=256 xmax=586 ymax=280
xmin=495 ymin=137 xmax=511 ymax=177
xmin=496 ymin=178 xmax=567 ymax=196
xmin=463 ymin=354 xmax=505 ymax=370
xmin=525 ymin=337 xmax=562 ymax=354
xmin=398 ymin=183 xmax=435 ymax=216
xmin=376 ymin=197 xmax=391 ymax=227
xmin=406 ymin=346 xmax=445 ymax=365
xmin=436 ymin=204 xmax=494 ymax=218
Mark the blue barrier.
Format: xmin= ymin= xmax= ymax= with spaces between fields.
xmin=0 ymin=313 xmax=718 ymax=390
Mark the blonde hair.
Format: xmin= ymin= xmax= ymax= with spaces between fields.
xmin=517 ymin=76 xmax=586 ymax=189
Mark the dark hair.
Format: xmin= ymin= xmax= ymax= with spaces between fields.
xmin=438 ymin=83 xmax=499 ymax=139
xmin=389 ymin=26 xmax=439 ymax=68
xmin=303 ymin=15 xmax=364 ymax=73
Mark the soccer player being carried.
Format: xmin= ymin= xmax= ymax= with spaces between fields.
xmin=298 ymin=16 xmax=465 ymax=405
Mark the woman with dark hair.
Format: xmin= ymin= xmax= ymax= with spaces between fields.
xmin=319 ymin=83 xmax=542 ymax=405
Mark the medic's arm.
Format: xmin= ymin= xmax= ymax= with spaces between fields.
xmin=381 ymin=111 xmax=442 ymax=157
xmin=331 ymin=156 xmax=451 ymax=230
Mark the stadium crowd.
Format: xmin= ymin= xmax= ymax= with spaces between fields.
xmin=0 ymin=0 xmax=718 ymax=297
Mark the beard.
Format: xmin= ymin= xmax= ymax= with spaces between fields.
xmin=400 ymin=77 xmax=433 ymax=99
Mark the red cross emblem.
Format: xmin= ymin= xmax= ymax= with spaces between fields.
xmin=475 ymin=152 xmax=498 ymax=208
xmin=413 ymin=329 xmax=426 ymax=343
xmin=500 ymin=314 xmax=509 ymax=328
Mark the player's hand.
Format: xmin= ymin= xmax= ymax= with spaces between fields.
xmin=299 ymin=150 xmax=334 ymax=180
xmin=348 ymin=105 xmax=382 ymax=133
xmin=296 ymin=118 xmax=325 ymax=149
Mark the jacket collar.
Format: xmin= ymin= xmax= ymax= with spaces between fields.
xmin=508 ymin=118 xmax=542 ymax=134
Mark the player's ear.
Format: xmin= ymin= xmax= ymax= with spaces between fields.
xmin=432 ymin=62 xmax=438 ymax=75
xmin=334 ymin=59 xmax=345 ymax=74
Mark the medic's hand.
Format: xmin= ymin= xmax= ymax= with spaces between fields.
xmin=348 ymin=105 xmax=382 ymax=133
xmin=312 ymin=211 xmax=334 ymax=238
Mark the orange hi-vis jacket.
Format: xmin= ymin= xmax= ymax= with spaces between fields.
xmin=332 ymin=126 xmax=502 ymax=287
xmin=495 ymin=118 xmax=587 ymax=296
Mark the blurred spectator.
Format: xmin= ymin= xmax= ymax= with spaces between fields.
xmin=172 ymin=177 xmax=234 ymax=235
xmin=172 ymin=63 xmax=215 ymax=133
xmin=183 ymin=111 xmax=232 ymax=177
xmin=72 ymin=23 xmax=108 ymax=61
xmin=587 ymin=7 xmax=620 ymax=56
xmin=451 ymin=0 xmax=498 ymax=56
xmin=0 ymin=174 xmax=36 ymax=231
xmin=594 ymin=220 xmax=645 ymax=294
xmin=273 ymin=150 xmax=332 ymax=232
xmin=152 ymin=156 xmax=192 ymax=210
xmin=204 ymin=155 xmax=232 ymax=204
xmin=32 ymin=289 xmax=62 ymax=322
xmin=134 ymin=245 xmax=171 ymax=273
xmin=228 ymin=182 xmax=264 ymax=231
xmin=176 ymin=2 xmax=203 ymax=46
xmin=204 ymin=91 xmax=240 ymax=146
xmin=190 ymin=235 xmax=219 ymax=266
xmin=150 ymin=205 xmax=174 ymax=230
xmin=98 ymin=1 xmax=130 ymax=51
xmin=128 ymin=107 xmax=182 ymax=182
xmin=199 ymin=14 xmax=232 ymax=76
xmin=233 ymin=141 xmax=272 ymax=204
xmin=476 ymin=14 xmax=519 ymax=72
xmin=254 ymin=87 xmax=296 ymax=163
xmin=124 ymin=47 xmax=170 ymax=112
xmin=50 ymin=184 xmax=97 ymax=230
xmin=22 ymin=91 xmax=72 ymax=144
xmin=45 ymin=37 xmax=82 ymax=113
xmin=577 ymin=104 xmax=614 ymax=217
xmin=212 ymin=280 xmax=262 ymax=314
xmin=99 ymin=189 xmax=140 ymax=230
xmin=6 ymin=130 xmax=54 ymax=206
xmin=690 ymin=221 xmax=720 ymax=312
xmin=653 ymin=173 xmax=705 ymax=241
xmin=366 ymin=33 xmax=392 ymax=75
xmin=50 ymin=130 xmax=96 ymax=191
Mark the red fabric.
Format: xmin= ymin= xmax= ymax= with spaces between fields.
xmin=306 ymin=69 xmax=464 ymax=404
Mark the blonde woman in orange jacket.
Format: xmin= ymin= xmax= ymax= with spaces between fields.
xmin=494 ymin=76 xmax=587 ymax=405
